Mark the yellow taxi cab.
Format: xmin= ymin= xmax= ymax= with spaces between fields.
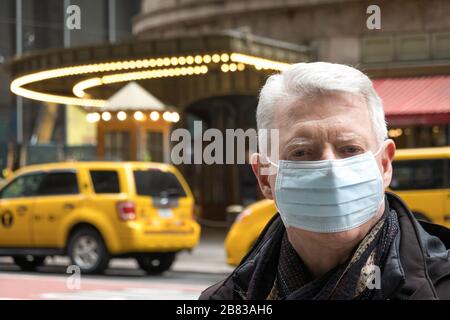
xmin=225 ymin=147 xmax=450 ymax=266
xmin=0 ymin=161 xmax=200 ymax=274
xmin=389 ymin=147 xmax=450 ymax=226
xmin=224 ymin=199 xmax=276 ymax=266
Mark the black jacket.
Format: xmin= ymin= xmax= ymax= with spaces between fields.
xmin=200 ymin=192 xmax=450 ymax=300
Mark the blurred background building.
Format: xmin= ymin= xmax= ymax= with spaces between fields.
xmin=4 ymin=0 xmax=450 ymax=221
xmin=135 ymin=0 xmax=450 ymax=149
xmin=1 ymin=0 xmax=140 ymax=168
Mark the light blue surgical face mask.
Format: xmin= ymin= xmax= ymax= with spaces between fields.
xmin=269 ymin=147 xmax=384 ymax=233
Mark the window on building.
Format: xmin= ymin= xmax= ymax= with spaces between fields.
xmin=90 ymin=170 xmax=120 ymax=193
xmin=38 ymin=172 xmax=79 ymax=195
xmin=391 ymin=159 xmax=445 ymax=190
xmin=104 ymin=131 xmax=131 ymax=161
xmin=146 ymin=131 xmax=164 ymax=162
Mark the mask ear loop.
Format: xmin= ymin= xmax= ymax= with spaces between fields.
xmin=373 ymin=141 xmax=387 ymax=204
xmin=265 ymin=157 xmax=279 ymax=168
xmin=263 ymin=157 xmax=280 ymax=176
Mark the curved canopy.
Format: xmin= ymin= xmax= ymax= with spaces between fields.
xmin=9 ymin=31 xmax=309 ymax=109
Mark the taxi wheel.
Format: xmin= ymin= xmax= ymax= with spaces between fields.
xmin=68 ymin=228 xmax=109 ymax=275
xmin=13 ymin=255 xmax=46 ymax=271
xmin=136 ymin=252 xmax=176 ymax=275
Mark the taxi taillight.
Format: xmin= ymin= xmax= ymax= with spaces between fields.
xmin=117 ymin=201 xmax=136 ymax=221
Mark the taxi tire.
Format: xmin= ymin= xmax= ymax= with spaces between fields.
xmin=13 ymin=255 xmax=46 ymax=272
xmin=136 ymin=252 xmax=176 ymax=275
xmin=67 ymin=227 xmax=110 ymax=275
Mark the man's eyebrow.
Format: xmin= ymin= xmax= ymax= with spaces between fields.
xmin=285 ymin=137 xmax=314 ymax=147
xmin=334 ymin=133 xmax=366 ymax=142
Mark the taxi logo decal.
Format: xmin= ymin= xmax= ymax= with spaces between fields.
xmin=0 ymin=211 xmax=14 ymax=228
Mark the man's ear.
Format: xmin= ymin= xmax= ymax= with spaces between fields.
xmin=381 ymin=139 xmax=396 ymax=189
xmin=250 ymin=153 xmax=274 ymax=200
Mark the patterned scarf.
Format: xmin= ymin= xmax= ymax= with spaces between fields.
xmin=267 ymin=205 xmax=399 ymax=300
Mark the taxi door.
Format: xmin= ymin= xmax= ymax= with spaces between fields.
xmin=0 ymin=173 xmax=43 ymax=247
xmin=32 ymin=170 xmax=83 ymax=248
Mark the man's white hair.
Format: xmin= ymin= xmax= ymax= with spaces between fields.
xmin=257 ymin=62 xmax=387 ymax=150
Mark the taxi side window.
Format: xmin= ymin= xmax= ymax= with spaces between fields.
xmin=37 ymin=172 xmax=79 ymax=196
xmin=133 ymin=170 xmax=186 ymax=198
xmin=90 ymin=170 xmax=120 ymax=193
xmin=0 ymin=173 xmax=44 ymax=199
xmin=391 ymin=159 xmax=445 ymax=190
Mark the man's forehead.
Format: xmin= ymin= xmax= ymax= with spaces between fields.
xmin=274 ymin=91 xmax=370 ymax=127
xmin=273 ymin=91 xmax=374 ymax=144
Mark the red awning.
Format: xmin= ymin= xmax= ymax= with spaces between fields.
xmin=372 ymin=76 xmax=450 ymax=126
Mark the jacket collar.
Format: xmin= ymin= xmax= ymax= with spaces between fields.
xmin=231 ymin=214 xmax=284 ymax=299
xmin=380 ymin=192 xmax=440 ymax=299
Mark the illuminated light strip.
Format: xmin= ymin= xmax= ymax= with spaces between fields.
xmin=10 ymin=55 xmax=217 ymax=106
xmin=73 ymin=65 xmax=209 ymax=98
xmin=12 ymin=54 xmax=217 ymax=90
xmin=102 ymin=65 xmax=208 ymax=84
xmin=73 ymin=78 xmax=103 ymax=98
xmin=220 ymin=63 xmax=244 ymax=73
xmin=11 ymin=52 xmax=291 ymax=106
xmin=229 ymin=53 xmax=290 ymax=71
xmin=12 ymin=86 xmax=106 ymax=107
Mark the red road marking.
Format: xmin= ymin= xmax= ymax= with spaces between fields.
xmin=0 ymin=273 xmax=206 ymax=299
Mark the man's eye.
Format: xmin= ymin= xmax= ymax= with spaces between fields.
xmin=289 ymin=149 xmax=311 ymax=159
xmin=341 ymin=146 xmax=363 ymax=154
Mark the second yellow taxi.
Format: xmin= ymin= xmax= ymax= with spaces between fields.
xmin=0 ymin=161 xmax=200 ymax=274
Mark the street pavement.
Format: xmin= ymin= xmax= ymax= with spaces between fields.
xmin=0 ymin=227 xmax=234 ymax=300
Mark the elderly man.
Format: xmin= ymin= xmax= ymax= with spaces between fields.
xmin=200 ymin=62 xmax=450 ymax=300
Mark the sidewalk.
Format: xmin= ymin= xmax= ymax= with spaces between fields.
xmin=173 ymin=226 xmax=234 ymax=274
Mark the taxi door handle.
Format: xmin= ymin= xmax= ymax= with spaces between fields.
xmin=16 ymin=205 xmax=28 ymax=215
xmin=63 ymin=203 xmax=75 ymax=211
